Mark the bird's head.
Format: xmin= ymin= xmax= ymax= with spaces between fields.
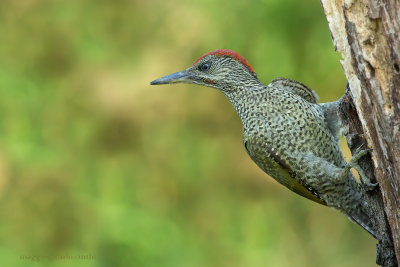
xmin=150 ymin=49 xmax=259 ymax=92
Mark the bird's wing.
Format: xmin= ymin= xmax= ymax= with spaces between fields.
xmin=269 ymin=78 xmax=319 ymax=103
xmin=244 ymin=136 xmax=326 ymax=205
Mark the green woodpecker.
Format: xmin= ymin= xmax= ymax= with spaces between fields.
xmin=151 ymin=49 xmax=376 ymax=238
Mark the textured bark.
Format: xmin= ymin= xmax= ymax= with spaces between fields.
xmin=320 ymin=0 xmax=400 ymax=266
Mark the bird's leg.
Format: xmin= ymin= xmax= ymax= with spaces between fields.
xmin=345 ymin=147 xmax=378 ymax=190
xmin=292 ymin=153 xmax=363 ymax=211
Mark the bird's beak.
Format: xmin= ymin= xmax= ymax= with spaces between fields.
xmin=150 ymin=70 xmax=193 ymax=85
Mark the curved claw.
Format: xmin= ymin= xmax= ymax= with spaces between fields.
xmin=348 ymin=147 xmax=378 ymax=190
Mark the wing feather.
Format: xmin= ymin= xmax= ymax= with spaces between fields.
xmin=269 ymin=78 xmax=319 ymax=103
xmin=244 ymin=138 xmax=326 ymax=206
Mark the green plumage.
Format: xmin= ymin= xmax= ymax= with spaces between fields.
xmin=245 ymin=136 xmax=326 ymax=205
xmin=151 ymin=49 xmax=376 ymax=238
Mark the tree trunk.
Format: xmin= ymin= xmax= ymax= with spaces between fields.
xmin=319 ymin=0 xmax=400 ymax=266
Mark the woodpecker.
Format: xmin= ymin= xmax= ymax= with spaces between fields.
xmin=150 ymin=49 xmax=376 ymax=237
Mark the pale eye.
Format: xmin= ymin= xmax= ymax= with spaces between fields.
xmin=198 ymin=62 xmax=211 ymax=71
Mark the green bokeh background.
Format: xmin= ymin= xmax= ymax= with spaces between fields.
xmin=0 ymin=0 xmax=376 ymax=266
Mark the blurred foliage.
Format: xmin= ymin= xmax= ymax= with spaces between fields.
xmin=0 ymin=0 xmax=376 ymax=266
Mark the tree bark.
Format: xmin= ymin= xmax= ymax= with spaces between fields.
xmin=319 ymin=0 xmax=400 ymax=266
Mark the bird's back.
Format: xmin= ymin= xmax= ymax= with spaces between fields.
xmin=242 ymin=81 xmax=345 ymax=170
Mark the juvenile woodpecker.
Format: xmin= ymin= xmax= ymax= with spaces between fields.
xmin=150 ymin=49 xmax=376 ymax=237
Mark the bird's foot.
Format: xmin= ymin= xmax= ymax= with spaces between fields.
xmin=347 ymin=147 xmax=378 ymax=190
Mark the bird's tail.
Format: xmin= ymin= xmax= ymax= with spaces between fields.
xmin=345 ymin=205 xmax=377 ymax=239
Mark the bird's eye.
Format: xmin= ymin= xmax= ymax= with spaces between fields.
xmin=198 ymin=62 xmax=211 ymax=72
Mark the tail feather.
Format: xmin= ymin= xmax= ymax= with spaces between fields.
xmin=346 ymin=208 xmax=377 ymax=239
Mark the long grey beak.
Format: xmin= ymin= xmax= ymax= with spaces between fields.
xmin=150 ymin=70 xmax=192 ymax=85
